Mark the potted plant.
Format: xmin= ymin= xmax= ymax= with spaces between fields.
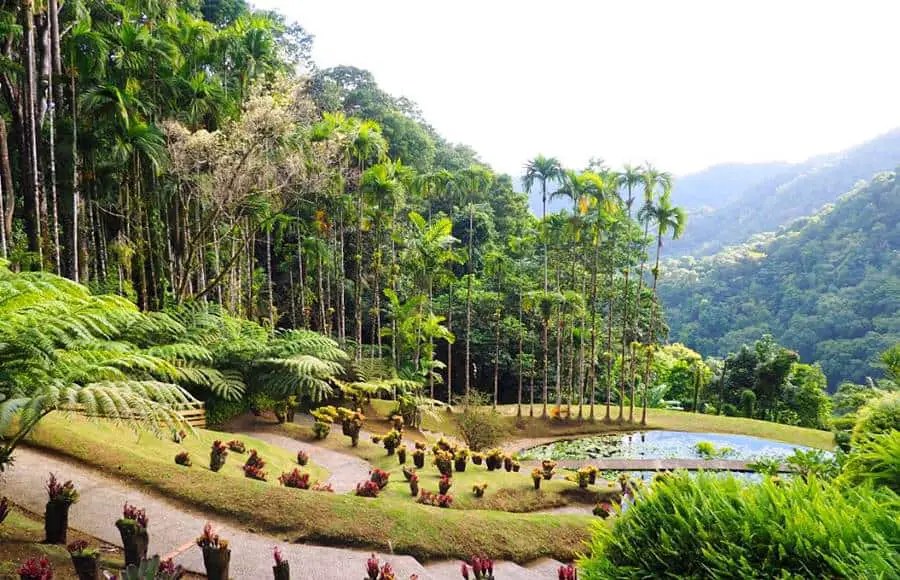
xmin=370 ymin=468 xmax=390 ymax=489
xmin=531 ymin=468 xmax=543 ymax=490
xmin=296 ymin=449 xmax=310 ymax=466
xmin=312 ymin=482 xmax=334 ymax=492
xmin=366 ymin=554 xmax=396 ymax=580
xmin=272 ymin=547 xmax=289 ymax=580
xmin=472 ymin=483 xmax=488 ymax=498
xmin=436 ymin=494 xmax=453 ymax=508
xmin=558 ymin=563 xmax=578 ymax=579
xmin=414 ymin=441 xmax=427 ymax=451
xmin=461 ymin=556 xmax=494 ymax=579
xmin=541 ymin=459 xmax=557 ymax=480
xmin=585 ymin=465 xmax=598 ymax=484
xmin=196 ymin=523 xmax=230 ymax=580
xmin=390 ymin=414 xmax=404 ymax=431
xmin=503 ymin=455 xmax=513 ymax=472
xmin=576 ymin=467 xmax=593 ymax=489
xmin=116 ymin=503 xmax=149 ymax=568
xmin=67 ymin=540 xmax=99 ymax=580
xmin=45 ymin=473 xmax=78 ymax=544
xmin=593 ymin=501 xmax=613 ymax=518
xmin=209 ymin=440 xmax=229 ymax=472
xmin=382 ymin=430 xmax=402 ymax=455
xmin=438 ymin=474 xmax=453 ymax=494
xmin=471 ymin=452 xmax=484 ymax=466
xmin=485 ymin=449 xmax=503 ymax=471
xmin=172 ymin=429 xmax=187 ymax=444
xmin=402 ymin=466 xmax=417 ymax=481
xmin=453 ymin=448 xmax=469 ymax=472
xmin=412 ymin=448 xmax=426 ymax=468
xmin=434 ymin=450 xmax=453 ymax=476
xmin=338 ymin=407 xmax=365 ymax=447
xmin=227 ymin=439 xmax=246 ymax=453
xmin=17 ymin=557 xmax=52 ymax=580
xmin=312 ymin=421 xmax=331 ymax=439
xmin=409 ymin=473 xmax=420 ymax=497
xmin=511 ymin=460 xmax=521 ymax=473
xmin=279 ymin=469 xmax=311 ymax=489
xmin=311 ymin=406 xmax=338 ymax=440
xmin=397 ymin=445 xmax=407 ymax=465
xmin=120 ymin=556 xmax=184 ymax=580
xmin=175 ymin=451 xmax=191 ymax=467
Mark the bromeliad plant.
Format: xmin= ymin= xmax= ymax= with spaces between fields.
xmin=210 ymin=440 xmax=229 ymax=472
xmin=45 ymin=473 xmax=79 ymax=544
xmin=279 ymin=469 xmax=311 ymax=489
xmin=460 ymin=556 xmax=494 ymax=579
xmin=175 ymin=451 xmax=192 ymax=467
xmin=576 ymin=466 xmax=593 ymax=488
xmin=311 ymin=482 xmax=334 ymax=492
xmin=593 ymin=501 xmax=614 ymax=518
xmin=397 ymin=446 xmax=407 ymax=465
xmin=68 ymin=540 xmax=100 ymax=580
xmin=472 ymin=482 xmax=488 ymax=498
xmin=382 ymin=430 xmax=402 ymax=455
xmin=116 ymin=503 xmax=150 ymax=568
xmin=227 ymin=440 xmax=246 ymax=453
xmin=471 ymin=452 xmax=484 ymax=466
xmin=273 ymin=547 xmax=289 ymax=580
xmin=197 ymin=523 xmax=231 ymax=580
xmin=370 ymin=468 xmax=391 ymax=489
xmin=356 ymin=480 xmax=381 ymax=498
xmin=119 ymin=556 xmax=185 ymax=580
xmin=17 ymin=557 xmax=53 ymax=580
xmin=172 ymin=429 xmax=187 ymax=443
xmin=418 ymin=490 xmax=453 ymax=508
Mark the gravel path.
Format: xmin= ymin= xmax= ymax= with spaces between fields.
xmin=240 ymin=430 xmax=372 ymax=493
xmin=1 ymin=447 xmax=431 ymax=579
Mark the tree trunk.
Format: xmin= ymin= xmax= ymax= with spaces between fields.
xmin=0 ymin=119 xmax=13 ymax=249
xmin=465 ymin=204 xmax=473 ymax=401
xmin=22 ymin=0 xmax=43 ymax=263
xmin=266 ymin=227 xmax=274 ymax=327
xmin=640 ymin=237 xmax=664 ymax=426
xmin=69 ymin=70 xmax=80 ymax=281
xmin=446 ymin=284 xmax=453 ymax=403
xmin=492 ymin=265 xmax=502 ymax=410
xmin=589 ymin=238 xmax=599 ymax=421
xmin=516 ymin=298 xmax=523 ymax=418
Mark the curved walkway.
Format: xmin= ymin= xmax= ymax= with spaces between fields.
xmin=2 ymin=447 xmax=430 ymax=580
xmin=240 ymin=431 xmax=372 ymax=493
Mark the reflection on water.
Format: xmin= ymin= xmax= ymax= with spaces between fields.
xmin=519 ymin=430 xmax=818 ymax=462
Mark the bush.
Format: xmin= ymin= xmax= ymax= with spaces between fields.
xmin=438 ymin=474 xmax=452 ymax=494
xmin=418 ymin=490 xmax=452 ymax=508
xmin=456 ymin=399 xmax=503 ymax=451
xmin=433 ymin=450 xmax=453 ymax=476
xmin=279 ymin=469 xmax=311 ymax=489
xmin=721 ymin=403 xmax=739 ymax=417
xmin=382 ymin=430 xmax=402 ymax=455
xmin=226 ymin=440 xmax=246 ymax=453
xmin=578 ymin=473 xmax=900 ymax=579
xmin=839 ymin=431 xmax=900 ymax=493
xmin=175 ymin=452 xmax=191 ymax=466
xmin=296 ymin=449 xmax=310 ymax=466
xmin=205 ymin=395 xmax=249 ymax=426
xmin=312 ymin=421 xmax=331 ymax=439
xmin=243 ymin=450 xmax=267 ymax=481
xmin=852 ymin=392 xmax=900 ymax=444
xmin=17 ymin=557 xmax=53 ymax=580
xmin=369 ymin=468 xmax=390 ymax=489
xmin=785 ymin=448 xmax=839 ymax=481
xmin=472 ymin=482 xmax=488 ymax=498
xmin=739 ymin=389 xmax=756 ymax=418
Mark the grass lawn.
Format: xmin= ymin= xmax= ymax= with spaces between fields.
xmin=270 ymin=421 xmax=618 ymax=512
xmin=366 ymin=401 xmax=835 ymax=450
xmin=18 ymin=414 xmax=595 ymax=563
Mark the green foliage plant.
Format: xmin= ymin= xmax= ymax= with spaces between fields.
xmin=852 ymin=392 xmax=900 ymax=444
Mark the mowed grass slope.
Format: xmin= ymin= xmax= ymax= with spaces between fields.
xmin=19 ymin=415 xmax=594 ymax=562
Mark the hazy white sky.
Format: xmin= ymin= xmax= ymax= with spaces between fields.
xmin=254 ymin=0 xmax=900 ymax=177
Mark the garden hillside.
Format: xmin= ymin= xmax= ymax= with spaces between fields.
xmin=661 ymin=170 xmax=900 ymax=388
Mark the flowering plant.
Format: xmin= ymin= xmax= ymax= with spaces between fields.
xmin=472 ymin=482 xmax=488 ymax=497
xmin=438 ymin=474 xmax=453 ymax=494
xmin=460 ymin=556 xmax=494 ymax=579
xmin=414 ymin=441 xmax=427 ymax=451
xmin=279 ymin=469 xmax=311 ymax=489
xmin=471 ymin=452 xmax=484 ymax=465
xmin=433 ymin=450 xmax=453 ymax=476
xmin=365 ymin=554 xmax=397 ymax=580
xmin=311 ymin=482 xmax=334 ymax=492
xmin=356 ymin=480 xmax=381 ymax=497
xmin=46 ymin=473 xmax=79 ymax=504
xmin=593 ymin=501 xmax=614 ymax=518
xmin=402 ymin=466 xmax=417 ymax=481
xmin=558 ymin=563 xmax=578 ymax=579
xmin=196 ymin=522 xmax=228 ymax=551
xmin=120 ymin=502 xmax=149 ymax=529
xmin=227 ymin=439 xmax=246 ymax=453
xmin=541 ymin=459 xmax=557 ymax=480
xmin=296 ymin=449 xmax=310 ymax=466
xmin=210 ymin=440 xmax=229 ymax=472
xmin=243 ymin=450 xmax=267 ymax=480
xmin=273 ymin=547 xmax=288 ymax=571
xmin=370 ymin=468 xmax=391 ymax=489
xmin=67 ymin=540 xmax=99 ymax=558
xmin=175 ymin=451 xmax=192 ymax=467
xmin=17 ymin=557 xmax=52 ymax=580
xmin=382 ymin=430 xmax=402 ymax=455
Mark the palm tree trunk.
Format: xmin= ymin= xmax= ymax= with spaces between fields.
xmin=541 ymin=317 xmax=549 ymax=418
xmin=589 ymin=238 xmax=599 ymax=421
xmin=492 ymin=265 xmax=503 ymax=410
xmin=578 ymin=273 xmax=587 ymax=420
xmin=355 ymin=191 xmax=363 ymax=360
xmin=22 ymin=0 xmax=43 ymax=264
xmin=465 ymin=204 xmax=473 ymax=401
xmin=619 ymin=267 xmax=629 ymax=424
xmin=605 ymin=255 xmax=614 ymax=423
xmin=266 ymin=227 xmax=275 ymax=327
xmin=338 ymin=208 xmax=346 ymax=343
xmin=297 ymin=225 xmax=307 ymax=328
xmin=640 ymin=237 xmax=664 ymax=426
xmin=0 ymin=119 xmax=13 ymax=252
xmin=517 ymin=298 xmax=523 ymax=418
xmin=446 ymin=285 xmax=453 ymax=403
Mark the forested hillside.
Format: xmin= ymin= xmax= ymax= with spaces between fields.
xmin=661 ymin=170 xmax=900 ymax=387
xmin=669 ymin=129 xmax=900 ymax=257
xmin=671 ymin=161 xmax=791 ymax=211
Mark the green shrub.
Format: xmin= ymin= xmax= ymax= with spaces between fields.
xmin=852 ymin=392 xmax=900 ymax=444
xmin=205 ymin=395 xmax=249 ymax=426
xmin=839 ymin=431 xmax=900 ymax=493
xmin=721 ymin=403 xmax=739 ymax=417
xmin=455 ymin=400 xmax=503 ymax=451
xmin=578 ymin=473 xmax=900 ymax=579
xmin=739 ymin=389 xmax=756 ymax=418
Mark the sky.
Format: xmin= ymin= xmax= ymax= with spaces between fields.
xmin=254 ymin=0 xmax=900 ymax=177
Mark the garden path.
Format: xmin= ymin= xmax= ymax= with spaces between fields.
xmin=3 ymin=447 xmax=432 ymax=579
xmin=239 ymin=430 xmax=372 ymax=493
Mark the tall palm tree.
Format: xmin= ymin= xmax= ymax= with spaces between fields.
xmin=640 ymin=190 xmax=686 ymax=425
xmin=616 ymin=164 xmax=643 ymax=423
xmin=627 ymin=165 xmax=671 ymax=422
xmin=523 ymin=156 xmax=562 ymax=417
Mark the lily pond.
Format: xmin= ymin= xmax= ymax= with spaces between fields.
xmin=518 ymin=430 xmax=816 ymax=462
